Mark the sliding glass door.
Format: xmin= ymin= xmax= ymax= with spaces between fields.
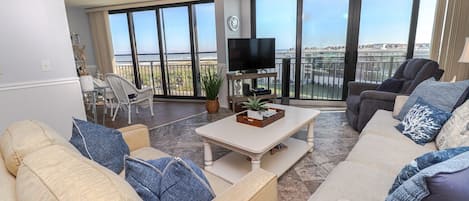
xmin=300 ymin=0 xmax=349 ymax=100
xmin=132 ymin=10 xmax=164 ymax=95
xmin=108 ymin=1 xmax=217 ymax=98
xmin=255 ymin=0 xmax=297 ymax=98
xmin=160 ymin=6 xmax=195 ymax=96
xmin=356 ymin=0 xmax=413 ymax=83
xmin=254 ymin=0 xmax=437 ymax=100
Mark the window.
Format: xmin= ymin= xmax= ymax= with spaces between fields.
xmin=301 ymin=0 xmax=349 ymax=99
xmin=109 ymin=13 xmax=135 ymax=84
xmin=108 ymin=1 xmax=217 ymax=98
xmin=413 ymin=0 xmax=437 ymax=59
xmin=356 ymin=0 xmax=413 ymax=83
xmin=256 ymin=0 xmax=297 ymax=97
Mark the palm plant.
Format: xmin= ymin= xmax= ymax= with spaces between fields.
xmin=242 ymin=95 xmax=268 ymax=111
xmin=201 ymin=70 xmax=223 ymax=100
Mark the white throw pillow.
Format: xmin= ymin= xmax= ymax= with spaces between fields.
xmin=436 ymin=100 xmax=469 ymax=149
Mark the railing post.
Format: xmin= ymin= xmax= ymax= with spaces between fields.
xmin=150 ymin=61 xmax=156 ymax=93
xmin=388 ymin=56 xmax=394 ymax=78
xmin=281 ymin=58 xmax=291 ymax=105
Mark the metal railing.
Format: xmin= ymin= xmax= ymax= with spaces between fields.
xmin=256 ymin=55 xmax=406 ymax=100
xmin=114 ymin=54 xmax=406 ymax=100
xmin=114 ymin=59 xmax=218 ymax=97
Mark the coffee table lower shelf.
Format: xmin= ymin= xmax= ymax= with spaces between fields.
xmin=205 ymin=137 xmax=312 ymax=183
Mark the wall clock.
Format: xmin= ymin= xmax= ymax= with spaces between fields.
xmin=227 ymin=16 xmax=240 ymax=32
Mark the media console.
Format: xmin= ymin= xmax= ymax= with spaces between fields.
xmin=226 ymin=72 xmax=278 ymax=112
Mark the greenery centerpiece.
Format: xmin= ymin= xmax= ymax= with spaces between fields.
xmin=201 ymin=70 xmax=223 ymax=113
xmin=241 ymin=95 xmax=269 ymax=120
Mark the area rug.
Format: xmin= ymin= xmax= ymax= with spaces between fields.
xmin=149 ymin=108 xmax=359 ymax=201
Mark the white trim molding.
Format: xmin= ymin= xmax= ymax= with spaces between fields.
xmin=0 ymin=77 xmax=79 ymax=92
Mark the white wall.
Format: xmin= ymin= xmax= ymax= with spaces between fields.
xmin=66 ymin=6 xmax=97 ymax=71
xmin=0 ymin=0 xmax=86 ymax=137
xmin=215 ymin=0 xmax=251 ymax=108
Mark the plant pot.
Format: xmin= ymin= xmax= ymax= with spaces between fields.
xmin=247 ymin=110 xmax=265 ymax=120
xmin=79 ymin=75 xmax=94 ymax=92
xmin=206 ymin=99 xmax=220 ymax=114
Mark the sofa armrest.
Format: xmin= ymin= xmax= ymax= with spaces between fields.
xmin=360 ymin=90 xmax=398 ymax=102
xmin=214 ymin=169 xmax=277 ymax=201
xmin=348 ymin=82 xmax=380 ymax=96
xmin=118 ymin=124 xmax=150 ymax=152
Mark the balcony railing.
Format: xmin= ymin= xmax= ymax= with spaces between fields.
xmin=114 ymin=55 xmax=405 ymax=100
xmin=114 ymin=59 xmax=218 ymax=97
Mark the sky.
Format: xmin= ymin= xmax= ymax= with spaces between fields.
xmin=109 ymin=0 xmax=436 ymax=54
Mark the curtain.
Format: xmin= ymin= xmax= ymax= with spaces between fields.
xmin=88 ymin=11 xmax=115 ymax=74
xmin=430 ymin=0 xmax=469 ymax=81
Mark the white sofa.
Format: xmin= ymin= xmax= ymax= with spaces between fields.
xmin=309 ymin=97 xmax=437 ymax=201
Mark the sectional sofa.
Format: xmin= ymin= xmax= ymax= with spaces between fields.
xmin=309 ymin=96 xmax=438 ymax=201
xmin=0 ymin=122 xmax=277 ymax=201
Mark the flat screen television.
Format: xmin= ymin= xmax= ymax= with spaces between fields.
xmin=228 ymin=38 xmax=275 ymax=72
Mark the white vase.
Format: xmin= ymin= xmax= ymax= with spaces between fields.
xmin=79 ymin=75 xmax=94 ymax=92
xmin=247 ymin=110 xmax=264 ymax=120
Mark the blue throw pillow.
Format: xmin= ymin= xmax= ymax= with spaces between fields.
xmin=377 ymin=78 xmax=405 ymax=93
xmin=70 ymin=118 xmax=129 ymax=173
xmin=423 ymin=167 xmax=469 ymax=201
xmin=396 ymin=97 xmax=452 ymax=145
xmin=386 ymin=151 xmax=469 ymax=201
xmin=397 ymin=78 xmax=469 ymax=120
xmin=388 ymin=146 xmax=469 ymax=194
xmin=125 ymin=156 xmax=215 ymax=201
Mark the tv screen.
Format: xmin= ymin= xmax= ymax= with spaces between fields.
xmin=228 ymin=38 xmax=275 ymax=71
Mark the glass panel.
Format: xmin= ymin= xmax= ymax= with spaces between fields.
xmin=414 ymin=0 xmax=437 ymax=59
xmin=132 ymin=11 xmax=164 ymax=95
xmin=109 ymin=13 xmax=135 ymax=84
xmin=160 ymin=6 xmax=194 ymax=96
xmin=194 ymin=3 xmax=218 ymax=96
xmin=356 ymin=0 xmax=413 ymax=83
xmin=256 ymin=0 xmax=297 ymax=97
xmin=300 ymin=0 xmax=349 ymax=100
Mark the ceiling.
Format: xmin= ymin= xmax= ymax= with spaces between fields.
xmin=64 ymin=0 xmax=159 ymax=8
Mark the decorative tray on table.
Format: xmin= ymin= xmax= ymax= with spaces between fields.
xmin=236 ymin=108 xmax=285 ymax=128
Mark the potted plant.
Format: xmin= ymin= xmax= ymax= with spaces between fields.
xmin=201 ymin=70 xmax=223 ymax=113
xmin=241 ymin=95 xmax=269 ymax=120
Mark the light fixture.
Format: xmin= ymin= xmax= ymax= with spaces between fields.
xmin=459 ymin=37 xmax=469 ymax=63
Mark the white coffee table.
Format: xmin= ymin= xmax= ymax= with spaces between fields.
xmin=195 ymin=104 xmax=320 ymax=183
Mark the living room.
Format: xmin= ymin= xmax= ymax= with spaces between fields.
xmin=1 ymin=0 xmax=469 ymax=201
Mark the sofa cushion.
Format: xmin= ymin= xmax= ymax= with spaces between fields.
xmin=393 ymin=95 xmax=409 ymax=117
xmin=308 ymin=161 xmax=396 ymax=201
xmin=0 ymin=154 xmax=15 ymax=201
xmin=389 ymin=146 xmax=469 ymax=194
xmin=125 ymin=156 xmax=215 ymax=201
xmin=396 ymin=98 xmax=452 ymax=145
xmin=386 ymin=151 xmax=469 ymax=201
xmin=361 ymin=110 xmax=438 ymax=150
xmin=0 ymin=120 xmax=78 ymax=176
xmin=16 ymin=145 xmax=142 ymax=201
xmin=346 ymin=134 xmax=433 ymax=175
xmin=397 ymin=78 xmax=469 ymax=120
xmin=436 ymin=100 xmax=469 ymax=149
xmin=70 ymin=118 xmax=130 ymax=174
xmin=129 ymin=147 xmax=231 ymax=196
xmin=423 ymin=167 xmax=469 ymax=201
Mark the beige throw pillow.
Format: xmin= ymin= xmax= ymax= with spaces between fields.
xmin=393 ymin=95 xmax=409 ymax=118
xmin=16 ymin=145 xmax=142 ymax=201
xmin=436 ymin=100 xmax=469 ymax=149
xmin=0 ymin=120 xmax=78 ymax=176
